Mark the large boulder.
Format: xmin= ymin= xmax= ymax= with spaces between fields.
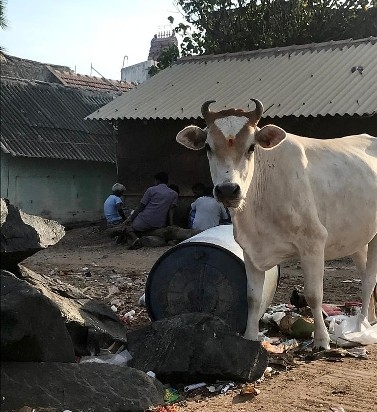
xmin=16 ymin=265 xmax=128 ymax=356
xmin=1 ymin=362 xmax=165 ymax=412
xmin=1 ymin=198 xmax=65 ymax=269
xmin=1 ymin=270 xmax=75 ymax=362
xmin=127 ymin=312 xmax=268 ymax=383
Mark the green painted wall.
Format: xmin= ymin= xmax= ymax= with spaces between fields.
xmin=1 ymin=152 xmax=117 ymax=224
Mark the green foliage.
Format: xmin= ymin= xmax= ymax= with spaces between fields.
xmin=173 ymin=0 xmax=377 ymax=56
xmin=148 ymin=44 xmax=180 ymax=77
xmin=0 ymin=0 xmax=7 ymax=30
xmin=0 ymin=0 xmax=8 ymax=52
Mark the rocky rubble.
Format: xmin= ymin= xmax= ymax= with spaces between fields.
xmin=0 ymin=199 xmax=268 ymax=412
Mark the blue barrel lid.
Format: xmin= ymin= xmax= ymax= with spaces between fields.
xmin=145 ymin=240 xmax=248 ymax=334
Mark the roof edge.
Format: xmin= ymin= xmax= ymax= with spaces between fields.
xmin=176 ymin=36 xmax=377 ymax=64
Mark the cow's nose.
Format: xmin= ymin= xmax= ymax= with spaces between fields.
xmin=215 ymin=183 xmax=240 ymax=198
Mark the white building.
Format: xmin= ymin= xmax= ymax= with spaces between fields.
xmin=121 ymin=29 xmax=178 ymax=84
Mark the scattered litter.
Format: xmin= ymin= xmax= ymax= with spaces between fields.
xmin=110 ymin=298 xmax=122 ymax=307
xmin=240 ymin=384 xmax=260 ymax=397
xmin=80 ymin=348 xmax=132 ymax=366
xmin=322 ymin=303 xmax=343 ymax=316
xmin=264 ymin=366 xmax=273 ymax=376
xmin=138 ymin=293 xmax=146 ymax=306
xmin=268 ymin=353 xmax=296 ymax=369
xmin=124 ymin=309 xmax=136 ymax=319
xmin=328 ymin=314 xmax=377 ymax=346
xmin=345 ymin=346 xmax=368 ymax=359
xmin=220 ymin=382 xmax=235 ymax=393
xmin=164 ymin=387 xmax=180 ymax=403
xmin=152 ymin=406 xmax=178 ymax=412
xmin=261 ymin=304 xmax=292 ymax=325
xmin=110 ymin=305 xmax=118 ymax=312
xmin=290 ymin=317 xmax=315 ymax=339
xmin=307 ymin=346 xmax=369 ymax=361
xmin=107 ymin=341 xmax=124 ymax=354
xmin=207 ymin=385 xmax=223 ymax=393
xmin=341 ymin=279 xmax=361 ymax=284
xmin=330 ymin=406 xmax=346 ymax=412
xmin=262 ymin=341 xmax=285 ymax=353
xmin=119 ymin=309 xmax=136 ymax=324
xmin=262 ymin=338 xmax=299 ymax=354
xmin=106 ymin=285 xmax=120 ymax=298
xmin=344 ymin=301 xmax=362 ymax=316
xmin=146 ymin=371 xmax=156 ymax=378
xmin=184 ymin=382 xmax=207 ymax=392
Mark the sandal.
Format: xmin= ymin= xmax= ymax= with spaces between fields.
xmin=127 ymin=238 xmax=142 ymax=250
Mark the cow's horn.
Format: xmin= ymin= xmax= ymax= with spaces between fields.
xmin=251 ymin=99 xmax=264 ymax=122
xmin=201 ymin=100 xmax=216 ymax=120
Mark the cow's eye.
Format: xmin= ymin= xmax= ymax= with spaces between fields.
xmin=205 ymin=143 xmax=212 ymax=153
xmin=248 ymin=144 xmax=255 ymax=153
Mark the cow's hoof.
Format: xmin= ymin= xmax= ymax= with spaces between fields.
xmin=312 ymin=345 xmax=328 ymax=353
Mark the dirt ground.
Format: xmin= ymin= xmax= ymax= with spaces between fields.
xmin=24 ymin=223 xmax=377 ymax=412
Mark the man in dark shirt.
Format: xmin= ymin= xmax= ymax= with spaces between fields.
xmin=118 ymin=172 xmax=178 ymax=249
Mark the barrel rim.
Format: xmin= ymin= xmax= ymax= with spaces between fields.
xmin=145 ymin=241 xmax=247 ymax=322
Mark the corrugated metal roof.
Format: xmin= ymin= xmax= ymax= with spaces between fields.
xmin=86 ymin=37 xmax=377 ymax=121
xmin=1 ymin=77 xmax=116 ymax=162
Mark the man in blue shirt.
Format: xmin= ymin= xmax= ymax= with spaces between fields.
xmin=103 ymin=183 xmax=127 ymax=227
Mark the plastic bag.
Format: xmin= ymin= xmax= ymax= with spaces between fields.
xmin=80 ymin=349 xmax=133 ymax=365
xmin=327 ymin=314 xmax=377 ymax=347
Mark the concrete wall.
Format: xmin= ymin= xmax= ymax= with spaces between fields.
xmin=121 ymin=60 xmax=155 ymax=84
xmin=1 ymin=152 xmax=117 ymax=225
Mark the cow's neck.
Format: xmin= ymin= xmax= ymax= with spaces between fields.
xmin=232 ymin=139 xmax=302 ymax=270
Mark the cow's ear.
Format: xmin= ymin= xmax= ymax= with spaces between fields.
xmin=176 ymin=126 xmax=207 ymax=150
xmin=255 ymin=125 xmax=286 ymax=148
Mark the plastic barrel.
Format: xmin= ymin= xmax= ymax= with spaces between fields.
xmin=145 ymin=224 xmax=280 ymax=334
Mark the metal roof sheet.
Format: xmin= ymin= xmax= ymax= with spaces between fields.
xmin=86 ymin=37 xmax=377 ymax=121
xmin=1 ymin=77 xmax=116 ymax=162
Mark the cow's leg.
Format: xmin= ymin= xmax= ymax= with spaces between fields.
xmin=243 ymin=255 xmax=267 ymax=341
xmin=361 ymin=237 xmax=377 ymax=324
xmin=351 ymin=245 xmax=377 ymax=323
xmin=300 ymin=251 xmax=329 ymax=350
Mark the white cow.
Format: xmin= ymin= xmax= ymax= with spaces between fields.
xmin=176 ymin=99 xmax=377 ymax=350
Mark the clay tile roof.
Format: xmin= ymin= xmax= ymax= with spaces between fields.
xmin=51 ymin=69 xmax=134 ymax=94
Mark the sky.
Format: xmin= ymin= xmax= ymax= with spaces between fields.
xmin=1 ymin=0 xmax=185 ymax=80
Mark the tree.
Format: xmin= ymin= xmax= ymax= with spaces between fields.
xmin=173 ymin=0 xmax=377 ymax=56
xmin=148 ymin=44 xmax=180 ymax=77
xmin=0 ymin=0 xmax=8 ymax=52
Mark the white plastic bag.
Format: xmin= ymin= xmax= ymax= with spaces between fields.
xmin=327 ymin=314 xmax=377 ymax=347
xmin=80 ymin=349 xmax=133 ymax=365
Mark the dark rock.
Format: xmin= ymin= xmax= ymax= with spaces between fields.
xmin=1 ymin=362 xmax=165 ymax=412
xmin=1 ymin=270 xmax=75 ymax=362
xmin=1 ymin=198 xmax=65 ymax=270
xmin=17 ymin=265 xmax=128 ymax=356
xmin=140 ymin=235 xmax=167 ymax=247
xmin=128 ymin=312 xmax=268 ymax=383
xmin=145 ymin=226 xmax=201 ymax=242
